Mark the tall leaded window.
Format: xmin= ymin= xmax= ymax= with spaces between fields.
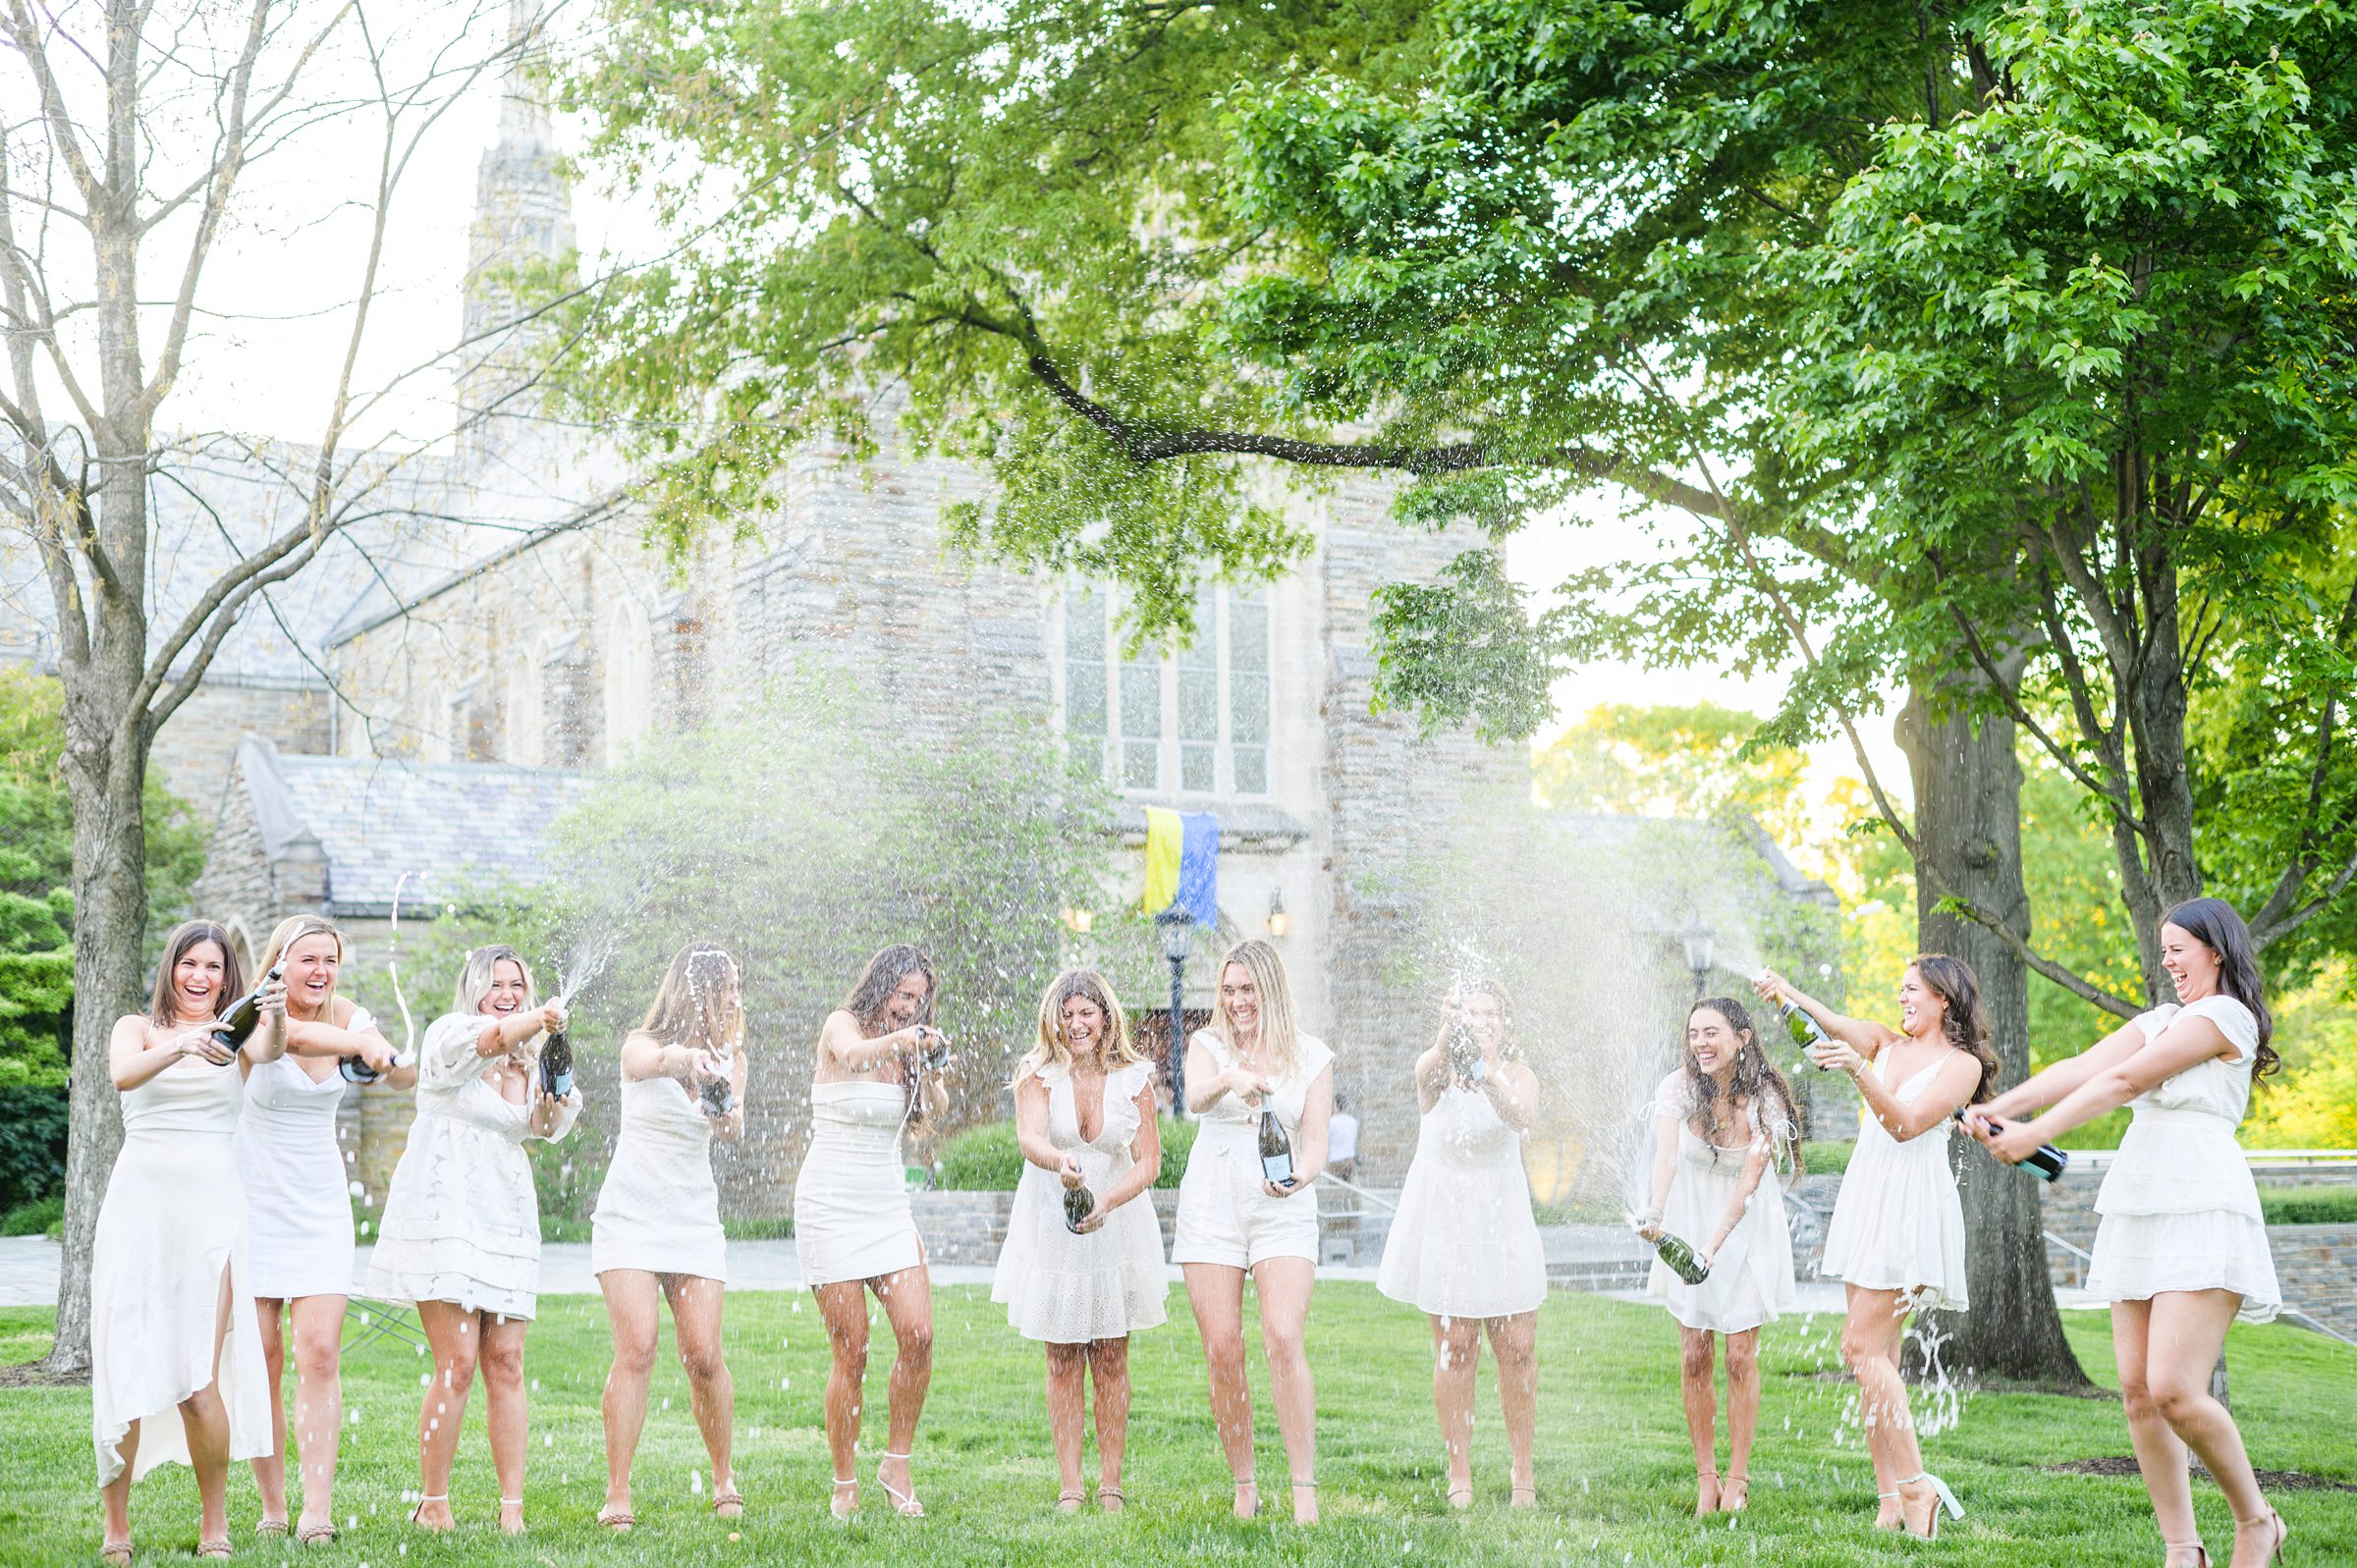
xmin=1062 ymin=582 xmax=1274 ymax=797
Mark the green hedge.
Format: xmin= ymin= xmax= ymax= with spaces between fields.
xmin=0 ymin=1194 xmax=63 ymax=1237
xmin=2258 ymin=1185 xmax=2357 ymax=1226
xmin=936 ymin=1115 xmax=1196 ymax=1191
xmin=1799 ymin=1140 xmax=1853 ymax=1177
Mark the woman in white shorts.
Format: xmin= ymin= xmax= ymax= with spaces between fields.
xmin=1171 ymin=938 xmax=1333 ymax=1524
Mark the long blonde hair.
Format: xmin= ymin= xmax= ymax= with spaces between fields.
xmin=1014 ymin=969 xmax=1140 ymax=1086
xmin=1209 ymin=938 xmax=1302 ymax=1082
xmin=640 ymin=943 xmax=742 ymax=1054
xmin=454 ymin=944 xmax=540 ymax=1016
xmin=259 ymin=915 xmax=346 ymax=1021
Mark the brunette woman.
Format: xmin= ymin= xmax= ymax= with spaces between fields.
xmin=1637 ymin=996 xmax=1800 ymax=1516
xmin=1170 ymin=938 xmax=1334 ymax=1524
xmin=91 ymin=920 xmax=284 ymax=1563
xmin=1755 ymin=958 xmax=1989 ymax=1540
xmin=367 ymin=945 xmax=578 ymax=1535
xmin=793 ymin=944 xmax=952 ymax=1518
xmin=1968 ymin=898 xmax=2285 ymax=1568
xmin=592 ymin=944 xmax=749 ymax=1532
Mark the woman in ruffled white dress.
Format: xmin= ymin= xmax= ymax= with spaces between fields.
xmin=1637 ymin=996 xmax=1798 ymax=1518
xmin=992 ymin=970 xmax=1168 ymax=1513
xmin=235 ymin=915 xmax=411 ymax=1544
xmin=592 ymin=943 xmax=748 ymax=1533
xmin=794 ymin=944 xmax=953 ymax=1519
xmin=366 ymin=944 xmax=579 ymax=1537
xmin=1378 ymin=979 xmax=1544 ymax=1511
xmin=1970 ymin=897 xmax=2287 ymax=1568
xmin=1171 ymin=939 xmax=1333 ymax=1525
xmin=91 ymin=920 xmax=284 ymax=1564
xmin=1757 ymin=957 xmax=1991 ymax=1541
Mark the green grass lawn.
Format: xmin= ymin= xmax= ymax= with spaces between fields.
xmin=1 ymin=1285 xmax=2351 ymax=1565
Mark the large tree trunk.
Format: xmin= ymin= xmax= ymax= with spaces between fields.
xmin=1898 ymin=676 xmax=2090 ymax=1389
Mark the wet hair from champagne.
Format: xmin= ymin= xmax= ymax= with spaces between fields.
xmin=1448 ymin=974 xmax=1522 ymax=1063
xmin=258 ymin=915 xmax=346 ymax=1021
xmin=454 ymin=944 xmax=540 ymax=1017
xmin=641 ymin=943 xmax=743 ymax=1055
xmin=147 ymin=920 xmax=245 ymax=1026
xmin=2161 ymin=897 xmax=2277 ymax=1078
xmin=841 ymin=943 xmax=937 ymax=1033
xmin=1682 ymin=996 xmax=1803 ymax=1172
xmin=1211 ymin=938 xmax=1302 ymax=1083
xmin=1909 ymin=952 xmax=2000 ymax=1104
xmin=1016 ymin=968 xmax=1142 ymax=1086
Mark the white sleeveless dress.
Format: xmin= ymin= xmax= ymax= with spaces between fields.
xmin=90 ymin=1054 xmax=273 ymax=1485
xmin=592 ymin=1075 xmax=729 ymax=1282
xmin=1818 ymin=1050 xmax=1969 ymax=1311
xmin=1644 ymin=1088 xmax=1797 ymax=1333
xmin=991 ymin=1059 xmax=1169 ymax=1342
xmin=2088 ymin=996 xmax=2279 ymax=1322
xmin=794 ymin=1080 xmax=923 ymax=1285
xmin=1171 ymin=1031 xmax=1334 ymax=1270
xmin=365 ymin=1011 xmax=580 ymax=1320
xmin=1378 ymin=1082 xmax=1547 ymax=1319
xmin=234 ymin=1007 xmax=377 ymax=1300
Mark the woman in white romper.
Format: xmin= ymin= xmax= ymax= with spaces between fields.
xmin=992 ymin=969 xmax=1168 ymax=1512
xmin=1758 ymin=956 xmax=1990 ymax=1541
xmin=1971 ymin=897 xmax=2287 ymax=1568
xmin=1637 ymin=996 xmax=1798 ymax=1517
xmin=592 ymin=943 xmax=748 ymax=1532
xmin=90 ymin=920 xmax=283 ymax=1564
xmin=1172 ymin=938 xmax=1334 ymax=1525
xmin=367 ymin=944 xmax=579 ymax=1537
xmin=794 ymin=943 xmax=953 ymax=1519
xmin=1379 ymin=978 xmax=1545 ymax=1511
xmin=235 ymin=915 xmax=409 ymax=1544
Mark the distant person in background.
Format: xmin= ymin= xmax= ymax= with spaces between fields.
xmin=1378 ymin=980 xmax=1545 ymax=1509
xmin=593 ymin=944 xmax=749 ymax=1533
xmin=1325 ymin=1093 xmax=1359 ymax=1184
xmin=1637 ymin=996 xmax=1799 ymax=1518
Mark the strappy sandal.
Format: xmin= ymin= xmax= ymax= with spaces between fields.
xmin=829 ymin=1476 xmax=858 ymax=1521
xmin=1509 ymin=1484 xmax=1539 ymax=1509
xmin=409 ymin=1494 xmax=451 ymax=1533
xmin=878 ymin=1453 xmax=923 ymax=1517
xmin=295 ymin=1523 xmax=336 ymax=1547
xmin=1695 ymin=1467 xmax=1720 ymax=1518
xmin=1446 ymin=1481 xmax=1475 ymax=1510
xmin=595 ymin=1503 xmax=635 ymax=1533
xmin=1290 ymin=1480 xmax=1320 ymax=1524
xmin=1232 ymin=1475 xmax=1259 ymax=1520
xmin=254 ymin=1519 xmax=288 ymax=1540
xmin=712 ymin=1484 xmax=744 ymax=1520
xmin=1057 ymin=1487 xmax=1086 ymax=1514
xmin=1875 ymin=1488 xmax=1902 ymax=1531
xmin=497 ymin=1496 xmax=526 ymax=1536
xmin=195 ymin=1541 xmax=232 ymax=1561
xmin=1720 ymin=1473 xmax=1750 ymax=1513
xmin=2163 ymin=1544 xmax=2211 ymax=1568
xmin=1895 ymin=1472 xmax=1962 ymax=1541
xmin=1097 ymin=1486 xmax=1124 ymax=1513
xmin=2231 ymin=1510 xmax=2287 ymax=1566
xmin=99 ymin=1543 xmax=133 ymax=1567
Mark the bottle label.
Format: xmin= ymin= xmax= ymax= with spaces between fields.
xmin=1261 ymin=1154 xmax=1292 ymax=1185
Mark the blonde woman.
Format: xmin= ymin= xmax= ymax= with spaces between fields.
xmin=91 ymin=920 xmax=284 ymax=1564
xmin=1171 ymin=938 xmax=1334 ymax=1524
xmin=794 ymin=944 xmax=953 ymax=1519
xmin=991 ymin=970 xmax=1168 ymax=1512
xmin=1379 ymin=978 xmax=1546 ymax=1510
xmin=235 ymin=916 xmax=412 ymax=1543
xmin=593 ymin=944 xmax=749 ymax=1532
xmin=367 ymin=945 xmax=578 ymax=1536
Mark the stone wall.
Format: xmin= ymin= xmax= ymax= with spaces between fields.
xmin=153 ymin=677 xmax=333 ymax=812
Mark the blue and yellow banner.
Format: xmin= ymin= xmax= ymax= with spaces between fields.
xmin=1142 ymin=807 xmax=1220 ymax=925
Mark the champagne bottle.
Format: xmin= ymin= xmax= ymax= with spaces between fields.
xmin=1063 ymin=1178 xmax=1096 ymax=1233
xmin=1958 ymin=1108 xmax=2068 ymax=1182
xmin=1447 ymin=1020 xmax=1486 ymax=1086
xmin=540 ymin=1025 xmax=574 ymax=1100
xmin=913 ymin=1024 xmax=951 ymax=1075
xmin=1258 ymin=1106 xmax=1294 ymax=1187
xmin=341 ymin=1049 xmax=411 ymax=1086
xmin=210 ymin=962 xmax=285 ymax=1058
xmin=1779 ymin=997 xmax=1835 ymax=1072
xmin=699 ymin=1060 xmax=736 ymax=1116
xmin=1651 ymin=1228 xmax=1712 ymax=1285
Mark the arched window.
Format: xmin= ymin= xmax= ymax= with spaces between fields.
xmin=604 ymin=601 xmax=652 ymax=765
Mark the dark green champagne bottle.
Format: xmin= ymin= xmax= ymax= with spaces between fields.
xmin=1447 ymin=1021 xmax=1486 ymax=1086
xmin=1958 ymin=1108 xmax=2068 ymax=1182
xmin=1064 ymin=1179 xmax=1095 ymax=1232
xmin=211 ymin=962 xmax=284 ymax=1058
xmin=1258 ymin=1106 xmax=1294 ymax=1186
xmin=699 ymin=1057 xmax=735 ymax=1116
xmin=1780 ymin=998 xmax=1834 ymax=1071
xmin=540 ymin=1025 xmax=574 ymax=1099
xmin=1652 ymin=1229 xmax=1711 ymax=1285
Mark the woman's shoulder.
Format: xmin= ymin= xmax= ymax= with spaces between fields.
xmin=1295 ymin=1033 xmax=1334 ymax=1073
xmin=1110 ymin=1057 xmax=1156 ymax=1096
xmin=2181 ymin=993 xmax=2260 ymax=1051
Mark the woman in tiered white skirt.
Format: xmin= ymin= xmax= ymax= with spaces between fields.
xmin=91 ymin=920 xmax=282 ymax=1564
xmin=1971 ymin=897 xmax=2286 ymax=1568
xmin=235 ymin=915 xmax=409 ymax=1544
xmin=1172 ymin=938 xmax=1334 ymax=1525
xmin=992 ymin=969 xmax=1168 ymax=1512
xmin=1637 ymin=996 xmax=1798 ymax=1517
xmin=367 ymin=945 xmax=579 ymax=1537
xmin=593 ymin=944 xmax=749 ymax=1532
xmin=1378 ymin=979 xmax=1545 ymax=1511
xmin=1758 ymin=957 xmax=1990 ymax=1541
xmin=795 ymin=944 xmax=952 ymax=1519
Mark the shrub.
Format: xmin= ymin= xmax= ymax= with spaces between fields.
xmin=724 ymin=1216 xmax=795 ymax=1240
xmin=0 ymin=1084 xmax=70 ymax=1213
xmin=0 ymin=1194 xmax=64 ymax=1237
xmin=2258 ymin=1186 xmax=2357 ymax=1226
xmin=1799 ymin=1140 xmax=1853 ymax=1177
xmin=936 ymin=1114 xmax=1197 ymax=1191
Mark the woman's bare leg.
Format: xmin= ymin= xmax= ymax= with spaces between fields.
xmin=479 ymin=1313 xmax=531 ymax=1533
xmin=181 ymin=1264 xmax=238 ymax=1544
xmin=813 ymin=1280 xmax=872 ymax=1508
xmin=664 ymin=1273 xmax=737 ymax=1505
xmin=1677 ymin=1325 xmax=1722 ymax=1514
xmin=411 ymin=1300 xmax=480 ymax=1530
xmin=1431 ymin=1313 xmax=1482 ymax=1504
xmin=2114 ymin=1300 xmax=2201 ymax=1563
xmin=288 ymin=1293 xmax=347 ymax=1533
xmin=1089 ymin=1336 xmax=1131 ymax=1500
xmin=872 ymin=1264 xmax=935 ymax=1507
xmin=1252 ymin=1257 xmax=1319 ymax=1523
xmin=1182 ymin=1263 xmax=1256 ymax=1516
xmin=599 ymin=1271 xmax=661 ymax=1517
xmin=250 ymin=1297 xmax=291 ymax=1526
xmin=99 ymin=1421 xmax=140 ymax=1545
xmin=2143 ymin=1291 xmax=2276 ymax=1567
xmin=1723 ymin=1326 xmax=1761 ymax=1501
xmin=1045 ymin=1342 xmax=1088 ymax=1499
xmin=1486 ymin=1312 xmax=1538 ymax=1502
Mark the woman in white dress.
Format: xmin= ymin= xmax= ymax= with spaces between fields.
xmin=794 ymin=943 xmax=953 ymax=1519
xmin=1756 ymin=956 xmax=1990 ymax=1541
xmin=1636 ymin=996 xmax=1799 ymax=1517
xmin=1379 ymin=978 xmax=1545 ymax=1511
xmin=991 ymin=969 xmax=1168 ymax=1512
xmin=366 ymin=944 xmax=579 ymax=1536
xmin=91 ymin=920 xmax=283 ymax=1564
xmin=1172 ymin=938 xmax=1334 ymax=1525
xmin=235 ymin=915 xmax=411 ymax=1544
xmin=593 ymin=943 xmax=748 ymax=1533
xmin=1969 ymin=897 xmax=2286 ymax=1568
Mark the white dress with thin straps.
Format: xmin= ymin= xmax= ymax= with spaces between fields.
xmin=1378 ymin=1082 xmax=1548 ymax=1319
xmin=234 ymin=1007 xmax=377 ymax=1300
xmin=1642 ymin=1082 xmax=1797 ymax=1333
xmin=991 ymin=1059 xmax=1169 ymax=1342
xmin=1170 ymin=1031 xmax=1333 ymax=1270
xmin=592 ymin=1074 xmax=729 ymax=1283
xmin=1818 ymin=1050 xmax=1969 ymax=1311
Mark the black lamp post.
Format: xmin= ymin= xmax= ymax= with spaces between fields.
xmin=1157 ymin=905 xmax=1194 ymax=1109
xmin=1681 ymin=924 xmax=1716 ymax=1001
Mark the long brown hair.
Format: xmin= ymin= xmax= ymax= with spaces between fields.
xmin=2161 ymin=897 xmax=2278 ymax=1079
xmin=841 ymin=944 xmax=936 ymax=1032
xmin=1911 ymin=952 xmax=2000 ymax=1104
xmin=641 ymin=943 xmax=742 ymax=1054
xmin=1683 ymin=996 xmax=1803 ymax=1171
xmin=148 ymin=920 xmax=244 ymax=1027
xmin=1015 ymin=969 xmax=1141 ymax=1086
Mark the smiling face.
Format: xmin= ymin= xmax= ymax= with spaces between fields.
xmin=1685 ymin=1004 xmax=1747 ymax=1080
xmin=282 ymin=932 xmax=341 ymax=1020
xmin=2160 ymin=921 xmax=2222 ymax=1002
xmin=172 ymin=940 xmax=229 ymax=1021
xmin=480 ymin=958 xmax=529 ymax=1018
xmin=1453 ymin=988 xmax=1505 ymax=1049
xmin=1062 ymin=992 xmax=1106 ymax=1056
xmin=1897 ymin=965 xmax=1949 ymax=1040
xmin=1221 ymin=961 xmax=1261 ymax=1039
xmin=884 ymin=969 xmax=930 ymax=1029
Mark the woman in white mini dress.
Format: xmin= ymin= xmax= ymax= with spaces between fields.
xmin=1637 ymin=996 xmax=1798 ymax=1517
xmin=1172 ymin=938 xmax=1334 ymax=1525
xmin=1757 ymin=956 xmax=1990 ymax=1541
xmin=367 ymin=944 xmax=579 ymax=1536
xmin=1971 ymin=897 xmax=2286 ymax=1568
xmin=592 ymin=943 xmax=748 ymax=1533
xmin=1378 ymin=978 xmax=1544 ymax=1511
xmin=234 ymin=915 xmax=410 ymax=1544
xmin=794 ymin=943 xmax=952 ymax=1518
xmin=91 ymin=920 xmax=283 ymax=1564
xmin=992 ymin=969 xmax=1168 ymax=1512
